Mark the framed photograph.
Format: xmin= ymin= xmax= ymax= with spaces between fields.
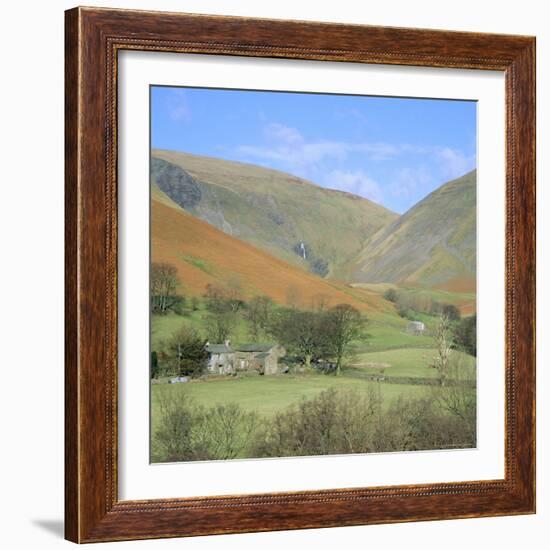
xmin=65 ymin=7 xmax=536 ymax=543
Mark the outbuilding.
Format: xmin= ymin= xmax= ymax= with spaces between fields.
xmin=407 ymin=321 xmax=426 ymax=335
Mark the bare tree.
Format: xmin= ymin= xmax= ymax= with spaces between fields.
xmin=431 ymin=353 xmax=477 ymax=443
xmin=203 ymin=283 xmax=241 ymax=343
xmin=226 ymin=275 xmax=244 ymax=313
xmin=203 ymin=283 xmax=227 ymax=311
xmin=205 ymin=311 xmax=233 ymax=343
xmin=153 ymin=393 xmax=259 ymax=462
xmin=203 ymin=403 xmax=259 ymax=460
xmin=323 ymin=304 xmax=364 ymax=375
xmin=245 ymin=295 xmax=274 ymax=341
xmin=153 ymin=390 xmax=197 ymax=462
xmin=151 ymin=262 xmax=181 ymax=314
xmin=431 ymin=314 xmax=454 ymax=386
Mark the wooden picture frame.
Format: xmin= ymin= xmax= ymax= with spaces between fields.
xmin=65 ymin=6 xmax=536 ymax=543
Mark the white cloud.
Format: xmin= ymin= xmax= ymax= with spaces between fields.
xmin=264 ymin=122 xmax=303 ymax=145
xmin=236 ymin=122 xmax=399 ymax=177
xmin=234 ymin=121 xmax=475 ymax=207
xmin=436 ymin=147 xmax=476 ymax=180
xmin=168 ymin=90 xmax=191 ymax=121
xmin=323 ymin=169 xmax=384 ymax=204
xmin=389 ymin=166 xmax=432 ymax=198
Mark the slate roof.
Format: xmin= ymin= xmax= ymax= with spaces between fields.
xmin=205 ymin=344 xmax=234 ymax=354
xmin=235 ymin=343 xmax=276 ymax=353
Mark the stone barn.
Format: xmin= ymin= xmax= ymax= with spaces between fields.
xmin=407 ymin=321 xmax=426 ymax=336
xmin=205 ymin=342 xmax=286 ymax=376
xmin=205 ymin=340 xmax=235 ymax=374
xmin=234 ymin=344 xmax=286 ymax=375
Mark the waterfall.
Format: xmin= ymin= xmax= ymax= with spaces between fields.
xmin=300 ymin=242 xmax=306 ymax=260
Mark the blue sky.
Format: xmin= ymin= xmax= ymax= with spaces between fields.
xmin=151 ymin=86 xmax=476 ymax=214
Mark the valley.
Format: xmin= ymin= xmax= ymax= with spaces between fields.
xmin=149 ymin=150 xmax=477 ymax=462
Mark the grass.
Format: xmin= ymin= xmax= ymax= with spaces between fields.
xmin=351 ymin=348 xmax=476 ymax=379
xmin=180 ymin=255 xmax=213 ymax=275
xmin=356 ymin=313 xmax=434 ymax=352
xmin=397 ymin=286 xmax=475 ymax=305
xmin=353 ymin=283 xmax=476 ymax=318
xmin=151 ymin=312 xmax=202 ymax=349
xmin=353 ymin=171 xmax=476 ymax=289
xmin=152 ymin=149 xmax=397 ymax=281
xmin=151 ymin=299 xmax=431 ymax=352
xmin=151 ymin=290 xmax=476 ymax=454
xmin=151 ymin=373 xmax=432 ymax=431
xmin=395 ymin=285 xmax=476 ymax=316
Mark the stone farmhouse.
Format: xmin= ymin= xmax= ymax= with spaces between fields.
xmin=205 ymin=341 xmax=286 ymax=376
xmin=204 ymin=341 xmax=235 ymax=375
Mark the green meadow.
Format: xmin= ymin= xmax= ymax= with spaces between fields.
xmin=151 ymin=287 xmax=476 ymax=421
xmin=151 ymin=373 xmax=432 ymax=430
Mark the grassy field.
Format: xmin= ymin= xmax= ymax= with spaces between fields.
xmin=151 ymin=284 xmax=476 ymax=457
xmin=151 ymin=345 xmax=474 ymax=428
xmin=355 ymin=312 xmax=434 ymax=352
xmin=351 ymin=348 xmax=475 ymax=379
xmin=151 ymin=373 xmax=432 ymax=430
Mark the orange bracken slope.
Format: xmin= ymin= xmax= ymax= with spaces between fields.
xmin=151 ymin=198 xmax=389 ymax=313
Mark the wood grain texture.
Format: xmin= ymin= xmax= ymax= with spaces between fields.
xmin=64 ymin=7 xmax=79 ymax=543
xmin=64 ymin=6 xmax=536 ymax=543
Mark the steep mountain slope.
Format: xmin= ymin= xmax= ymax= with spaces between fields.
xmin=151 ymin=195 xmax=391 ymax=314
xmin=352 ymin=171 xmax=476 ymax=290
xmin=151 ymin=149 xmax=397 ymax=280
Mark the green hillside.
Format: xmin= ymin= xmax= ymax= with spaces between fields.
xmin=352 ymin=171 xmax=476 ymax=290
xmin=151 ymin=149 xmax=398 ymax=280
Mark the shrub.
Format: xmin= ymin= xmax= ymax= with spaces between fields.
xmin=454 ymin=314 xmax=477 ymax=356
xmin=151 ymin=351 xmax=159 ymax=379
xmin=153 ymin=391 xmax=201 ymax=462
xmin=165 ymin=326 xmax=208 ymax=378
xmin=310 ymin=257 xmax=329 ymax=277
xmin=154 ymin=385 xmax=476 ymax=462
xmin=376 ymin=396 xmax=475 ymax=451
xmin=253 ymin=387 xmax=476 ymax=458
xmin=431 ymin=352 xmax=477 ymax=443
xmin=170 ymin=295 xmax=187 ymax=315
xmin=153 ymin=391 xmax=260 ymax=462
xmin=442 ymin=304 xmax=461 ymax=321
xmin=397 ymin=305 xmax=418 ymax=321
xmin=253 ymin=387 xmax=381 ymax=457
xmin=383 ymin=288 xmax=398 ymax=303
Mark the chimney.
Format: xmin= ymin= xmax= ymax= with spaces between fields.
xmin=224 ymin=339 xmax=231 ymax=347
